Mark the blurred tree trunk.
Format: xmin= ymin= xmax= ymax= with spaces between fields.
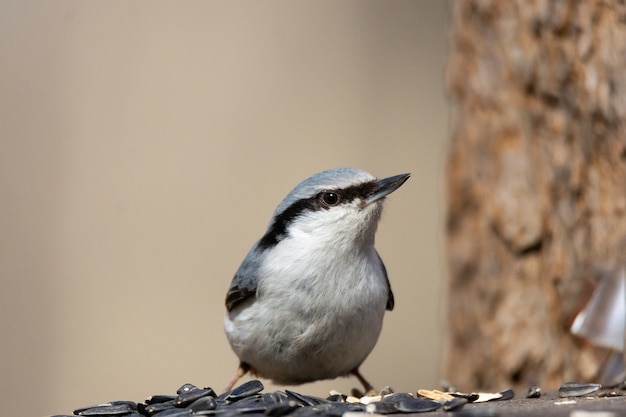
xmin=445 ymin=0 xmax=626 ymax=390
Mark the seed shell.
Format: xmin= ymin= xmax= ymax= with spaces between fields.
xmin=498 ymin=389 xmax=514 ymax=401
xmin=526 ymin=385 xmax=541 ymax=398
xmin=264 ymin=402 xmax=301 ymax=416
xmin=451 ymin=392 xmax=480 ymax=403
xmin=146 ymin=394 xmax=177 ymax=405
xmin=188 ymin=396 xmax=218 ymax=412
xmin=145 ymin=400 xmax=176 ymax=415
xmin=366 ymin=401 xmax=397 ymax=414
xmin=226 ymin=380 xmax=265 ymax=402
xmin=285 ymin=390 xmax=329 ymax=407
xmin=175 ymin=388 xmax=215 ymax=407
xmin=558 ymin=382 xmax=602 ymax=398
xmin=443 ymin=397 xmax=468 ymax=411
xmin=395 ymin=398 xmax=442 ymax=413
xmin=176 ymin=383 xmax=200 ymax=394
xmin=150 ymin=408 xmax=192 ymax=417
xmin=74 ymin=402 xmax=136 ymax=416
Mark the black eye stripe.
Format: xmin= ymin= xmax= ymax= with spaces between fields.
xmin=257 ymin=180 xmax=377 ymax=250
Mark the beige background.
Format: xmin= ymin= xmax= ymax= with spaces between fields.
xmin=0 ymin=2 xmax=451 ymax=416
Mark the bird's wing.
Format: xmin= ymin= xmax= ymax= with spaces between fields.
xmin=375 ymin=249 xmax=395 ymax=311
xmin=225 ymin=248 xmax=263 ymax=311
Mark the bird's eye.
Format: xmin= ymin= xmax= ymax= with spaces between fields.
xmin=321 ymin=192 xmax=340 ymax=206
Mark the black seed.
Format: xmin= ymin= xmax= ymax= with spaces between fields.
xmin=526 ymin=385 xmax=541 ymax=398
xmin=367 ymin=401 xmax=397 ymax=414
xmin=284 ymin=407 xmax=322 ymax=417
xmin=189 ymin=410 xmax=220 ymax=416
xmin=188 ymin=396 xmax=217 ymax=412
xmin=558 ymin=382 xmax=602 ymax=397
xmin=284 ymin=390 xmax=329 ymax=407
xmin=395 ymin=398 xmax=442 ymax=413
xmin=227 ymin=394 xmax=265 ymax=409
xmin=451 ymin=392 xmax=480 ymax=403
xmin=136 ymin=403 xmax=147 ymax=416
xmin=498 ymin=389 xmax=514 ymax=401
xmin=262 ymin=391 xmax=290 ymax=405
xmin=264 ymin=402 xmax=300 ymax=416
xmin=146 ymin=395 xmax=176 ymax=405
xmin=226 ymin=380 xmax=264 ymax=402
xmin=321 ymin=403 xmax=364 ymax=417
xmin=74 ymin=402 xmax=136 ymax=416
xmin=145 ymin=400 xmax=175 ymax=415
xmin=176 ymin=383 xmax=200 ymax=395
xmin=325 ymin=394 xmax=344 ymax=403
xmin=199 ymin=405 xmax=267 ymax=415
xmin=443 ymin=397 xmax=468 ymax=411
xmin=175 ymin=388 xmax=214 ymax=407
xmin=149 ymin=408 xmax=192 ymax=417
xmin=380 ymin=392 xmax=415 ymax=403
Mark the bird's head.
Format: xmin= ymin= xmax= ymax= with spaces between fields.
xmin=257 ymin=168 xmax=410 ymax=250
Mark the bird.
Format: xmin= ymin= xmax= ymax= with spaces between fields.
xmin=223 ymin=167 xmax=410 ymax=393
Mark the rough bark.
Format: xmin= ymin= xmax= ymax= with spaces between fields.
xmin=445 ymin=0 xmax=626 ymax=391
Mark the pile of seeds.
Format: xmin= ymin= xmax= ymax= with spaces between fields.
xmin=51 ymin=380 xmax=624 ymax=417
xmin=50 ymin=380 xmax=507 ymax=417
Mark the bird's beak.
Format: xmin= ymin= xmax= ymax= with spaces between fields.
xmin=364 ymin=173 xmax=410 ymax=205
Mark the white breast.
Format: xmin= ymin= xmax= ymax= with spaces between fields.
xmin=225 ymin=229 xmax=389 ymax=384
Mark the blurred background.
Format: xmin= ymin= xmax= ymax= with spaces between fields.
xmin=0 ymin=2 xmax=451 ymax=416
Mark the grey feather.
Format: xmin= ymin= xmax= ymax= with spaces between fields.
xmin=375 ymin=249 xmax=394 ymax=311
xmin=225 ymin=246 xmax=263 ymax=311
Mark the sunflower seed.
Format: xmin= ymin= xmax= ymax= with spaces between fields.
xmin=498 ymin=389 xmax=514 ymax=401
xmin=150 ymin=408 xmax=192 ymax=417
xmin=146 ymin=394 xmax=177 ymax=405
xmin=417 ymin=389 xmax=454 ymax=401
xmin=526 ymin=385 xmax=541 ymax=398
xmin=558 ymin=382 xmax=602 ymax=398
xmin=259 ymin=392 xmax=287 ymax=406
xmin=325 ymin=394 xmax=344 ymax=403
xmin=188 ymin=396 xmax=218 ymax=412
xmin=285 ymin=390 xmax=329 ymax=406
xmin=380 ymin=392 xmax=415 ymax=403
xmin=443 ymin=396 xmax=468 ymax=411
xmin=365 ymin=401 xmax=397 ymax=414
xmin=395 ymin=398 xmax=442 ymax=413
xmin=227 ymin=394 xmax=265 ymax=409
xmin=323 ymin=402 xmax=364 ymax=417
xmin=144 ymin=400 xmax=175 ymax=415
xmin=451 ymin=392 xmax=480 ymax=403
xmin=175 ymin=388 xmax=215 ymax=407
xmin=74 ymin=402 xmax=136 ymax=416
xmin=264 ymin=402 xmax=300 ymax=416
xmin=176 ymin=383 xmax=200 ymax=394
xmin=472 ymin=392 xmax=503 ymax=403
xmin=226 ymin=380 xmax=265 ymax=402
xmin=359 ymin=395 xmax=382 ymax=404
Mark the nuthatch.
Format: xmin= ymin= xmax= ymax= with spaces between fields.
xmin=224 ymin=168 xmax=410 ymax=392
